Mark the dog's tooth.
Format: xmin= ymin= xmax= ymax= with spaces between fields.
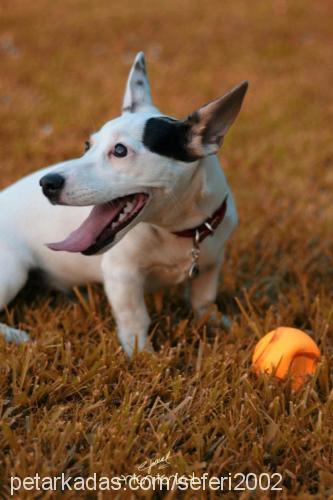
xmin=125 ymin=202 xmax=134 ymax=213
xmin=119 ymin=212 xmax=127 ymax=222
xmin=111 ymin=222 xmax=117 ymax=229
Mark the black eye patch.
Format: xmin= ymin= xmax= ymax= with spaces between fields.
xmin=142 ymin=116 xmax=197 ymax=162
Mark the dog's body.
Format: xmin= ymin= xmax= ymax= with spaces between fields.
xmin=0 ymin=53 xmax=247 ymax=355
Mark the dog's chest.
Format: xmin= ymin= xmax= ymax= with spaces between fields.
xmin=117 ymin=224 xmax=218 ymax=291
xmin=145 ymin=257 xmax=190 ymax=290
xmin=102 ymin=222 xmax=224 ymax=294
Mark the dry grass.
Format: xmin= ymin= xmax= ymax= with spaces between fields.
xmin=0 ymin=0 xmax=333 ymax=497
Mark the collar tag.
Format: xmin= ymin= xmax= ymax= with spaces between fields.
xmin=189 ymin=229 xmax=201 ymax=279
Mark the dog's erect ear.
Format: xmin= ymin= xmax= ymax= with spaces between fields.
xmin=142 ymin=81 xmax=248 ymax=163
xmin=184 ymin=81 xmax=248 ymax=158
xmin=122 ymin=52 xmax=152 ymax=113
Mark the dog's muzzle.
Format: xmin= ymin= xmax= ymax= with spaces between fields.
xmin=40 ymin=173 xmax=65 ymax=203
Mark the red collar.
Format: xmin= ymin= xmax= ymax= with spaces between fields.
xmin=172 ymin=196 xmax=227 ymax=242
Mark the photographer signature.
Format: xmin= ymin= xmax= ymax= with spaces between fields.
xmin=137 ymin=451 xmax=172 ymax=474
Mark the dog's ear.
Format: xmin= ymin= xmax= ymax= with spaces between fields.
xmin=183 ymin=81 xmax=248 ymax=158
xmin=122 ymin=52 xmax=152 ymax=113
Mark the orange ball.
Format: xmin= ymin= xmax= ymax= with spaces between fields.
xmin=252 ymin=327 xmax=320 ymax=390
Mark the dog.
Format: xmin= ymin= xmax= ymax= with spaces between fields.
xmin=0 ymin=52 xmax=248 ymax=356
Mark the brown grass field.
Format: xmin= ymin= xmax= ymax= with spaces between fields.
xmin=0 ymin=0 xmax=333 ymax=497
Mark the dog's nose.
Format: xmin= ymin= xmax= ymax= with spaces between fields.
xmin=39 ymin=173 xmax=65 ymax=199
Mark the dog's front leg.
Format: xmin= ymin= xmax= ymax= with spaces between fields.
xmin=190 ymin=260 xmax=230 ymax=330
xmin=0 ymin=249 xmax=30 ymax=343
xmin=103 ymin=263 xmax=152 ymax=356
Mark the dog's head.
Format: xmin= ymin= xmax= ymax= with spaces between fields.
xmin=40 ymin=52 xmax=248 ymax=255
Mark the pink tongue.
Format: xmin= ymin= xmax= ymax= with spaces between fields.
xmin=47 ymin=202 xmax=122 ymax=253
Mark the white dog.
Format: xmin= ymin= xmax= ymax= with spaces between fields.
xmin=0 ymin=52 xmax=248 ymax=355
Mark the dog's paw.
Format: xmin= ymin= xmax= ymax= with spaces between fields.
xmin=122 ymin=337 xmax=155 ymax=358
xmin=194 ymin=304 xmax=231 ymax=331
xmin=0 ymin=323 xmax=29 ymax=344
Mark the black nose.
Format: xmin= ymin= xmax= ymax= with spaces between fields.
xmin=39 ymin=173 xmax=65 ymax=199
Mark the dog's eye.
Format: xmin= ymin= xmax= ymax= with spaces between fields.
xmin=113 ymin=143 xmax=128 ymax=158
xmin=84 ymin=141 xmax=90 ymax=153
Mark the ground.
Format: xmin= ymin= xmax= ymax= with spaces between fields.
xmin=0 ymin=0 xmax=332 ymax=498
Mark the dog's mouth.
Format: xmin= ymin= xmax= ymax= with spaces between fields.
xmin=47 ymin=192 xmax=149 ymax=255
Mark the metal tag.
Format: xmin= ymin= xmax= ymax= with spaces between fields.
xmin=188 ymin=229 xmax=201 ymax=279
xmin=189 ymin=261 xmax=200 ymax=279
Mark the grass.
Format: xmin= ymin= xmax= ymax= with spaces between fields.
xmin=0 ymin=0 xmax=333 ymax=497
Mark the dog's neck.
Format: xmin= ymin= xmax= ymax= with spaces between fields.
xmin=152 ymin=155 xmax=230 ymax=232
